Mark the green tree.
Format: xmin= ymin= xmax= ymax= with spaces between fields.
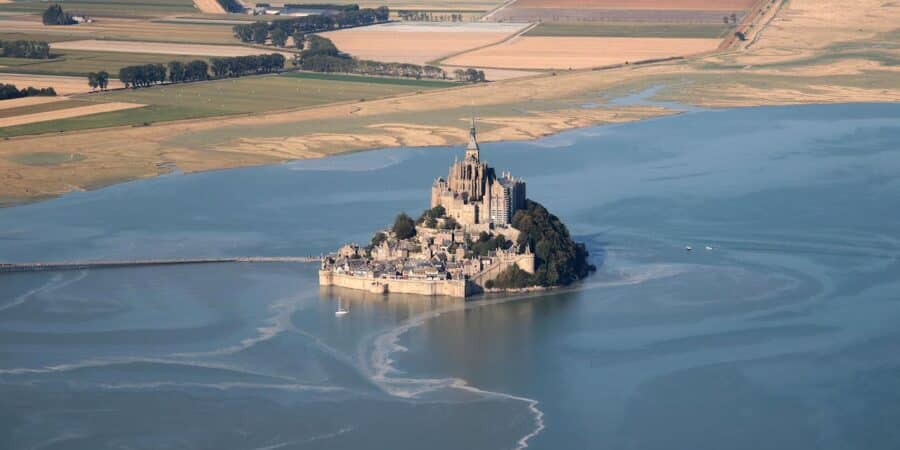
xmin=392 ymin=213 xmax=416 ymax=240
xmin=87 ymin=72 xmax=98 ymax=91
xmin=42 ymin=4 xmax=75 ymax=26
xmin=168 ymin=61 xmax=185 ymax=83
xmin=96 ymin=71 xmax=109 ymax=90
xmin=270 ymin=28 xmax=287 ymax=47
xmin=292 ymin=31 xmax=306 ymax=49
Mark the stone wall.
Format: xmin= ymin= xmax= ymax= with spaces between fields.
xmin=320 ymin=270 xmax=471 ymax=298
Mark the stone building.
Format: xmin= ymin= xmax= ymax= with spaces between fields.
xmin=431 ymin=119 xmax=526 ymax=229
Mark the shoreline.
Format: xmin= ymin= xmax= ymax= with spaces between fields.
xmin=5 ymin=100 xmax=900 ymax=210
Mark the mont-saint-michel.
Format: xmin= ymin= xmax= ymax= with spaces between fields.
xmin=319 ymin=120 xmax=595 ymax=298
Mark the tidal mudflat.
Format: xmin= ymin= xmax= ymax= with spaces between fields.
xmin=2 ymin=103 xmax=900 ymax=449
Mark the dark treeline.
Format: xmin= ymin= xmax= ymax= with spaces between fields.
xmin=210 ymin=54 xmax=285 ymax=77
xmin=0 ymin=40 xmax=51 ymax=59
xmin=87 ymin=71 xmax=110 ymax=91
xmin=116 ymin=55 xmax=283 ymax=89
xmin=119 ymin=64 xmax=167 ymax=88
xmin=166 ymin=60 xmax=210 ymax=83
xmin=217 ymin=0 xmax=245 ymax=13
xmin=233 ymin=5 xmax=389 ymax=47
xmin=42 ymin=4 xmax=76 ymax=26
xmin=0 ymin=83 xmax=57 ymax=100
xmin=294 ymin=35 xmax=447 ymax=80
xmin=452 ymin=68 xmax=486 ymax=83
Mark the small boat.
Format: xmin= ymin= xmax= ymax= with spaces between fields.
xmin=685 ymin=245 xmax=693 ymax=252
xmin=705 ymin=246 xmax=714 ymax=251
xmin=335 ymin=298 xmax=349 ymax=316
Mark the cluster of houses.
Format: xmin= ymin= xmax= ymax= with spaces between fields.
xmin=323 ymin=224 xmax=525 ymax=284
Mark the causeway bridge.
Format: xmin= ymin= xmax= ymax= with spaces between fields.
xmin=0 ymin=256 xmax=320 ymax=274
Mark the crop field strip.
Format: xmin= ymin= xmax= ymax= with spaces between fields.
xmin=0 ymin=99 xmax=93 ymax=119
xmin=525 ymin=22 xmax=732 ymax=39
xmin=0 ymin=0 xmax=199 ymax=18
xmin=0 ymin=50 xmax=214 ymax=77
xmin=0 ymin=73 xmax=453 ymax=137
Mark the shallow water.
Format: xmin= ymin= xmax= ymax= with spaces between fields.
xmin=2 ymin=103 xmax=900 ymax=449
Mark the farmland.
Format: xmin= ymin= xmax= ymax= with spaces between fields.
xmin=0 ymin=73 xmax=450 ymax=137
xmin=0 ymin=0 xmax=898 ymax=206
xmin=0 ymin=51 xmax=211 ymax=78
xmin=444 ymin=36 xmax=721 ymax=69
xmin=319 ymin=22 xmax=527 ymax=66
xmin=0 ymin=0 xmax=199 ymax=18
xmin=50 ymin=40 xmax=285 ymax=58
xmin=0 ymin=16 xmax=240 ymax=44
xmin=0 ymin=73 xmax=124 ymax=94
xmin=525 ymin=22 xmax=731 ymax=38
xmin=506 ymin=0 xmax=755 ymax=10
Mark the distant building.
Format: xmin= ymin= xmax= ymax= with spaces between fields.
xmin=431 ymin=119 xmax=526 ymax=229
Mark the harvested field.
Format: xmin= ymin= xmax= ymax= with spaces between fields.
xmin=508 ymin=0 xmax=755 ymax=10
xmin=444 ymin=36 xmax=721 ymax=69
xmin=526 ymin=22 xmax=731 ymax=38
xmin=0 ymin=73 xmax=124 ymax=95
xmin=0 ymin=17 xmax=240 ymax=44
xmin=320 ymin=22 xmax=527 ymax=65
xmin=492 ymin=8 xmax=746 ymax=23
xmin=0 ymin=102 xmax=144 ymax=128
xmin=0 ymin=96 xmax=67 ymax=111
xmin=0 ymin=99 xmax=84 ymax=118
xmin=51 ymin=40 xmax=284 ymax=58
xmin=0 ymin=0 xmax=197 ymax=17
xmin=193 ymin=0 xmax=226 ymax=14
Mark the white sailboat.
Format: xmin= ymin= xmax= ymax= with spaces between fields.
xmin=335 ymin=298 xmax=349 ymax=316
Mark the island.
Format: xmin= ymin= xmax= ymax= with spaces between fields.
xmin=319 ymin=120 xmax=595 ymax=298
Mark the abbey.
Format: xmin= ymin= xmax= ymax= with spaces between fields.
xmin=431 ymin=119 xmax=526 ymax=231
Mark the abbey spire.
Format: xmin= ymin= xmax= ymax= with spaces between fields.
xmin=465 ymin=116 xmax=480 ymax=161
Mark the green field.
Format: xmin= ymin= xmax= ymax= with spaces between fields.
xmin=0 ymin=0 xmax=198 ymax=18
xmin=284 ymin=71 xmax=459 ymax=88
xmin=0 ymin=50 xmax=212 ymax=77
xmin=0 ymin=72 xmax=450 ymax=137
xmin=526 ymin=22 xmax=732 ymax=39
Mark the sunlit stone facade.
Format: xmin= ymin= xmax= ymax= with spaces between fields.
xmin=431 ymin=119 xmax=526 ymax=228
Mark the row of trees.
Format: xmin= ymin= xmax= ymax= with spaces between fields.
xmin=0 ymin=40 xmax=51 ymax=59
xmin=0 ymin=83 xmax=56 ymax=100
xmin=115 ymin=55 xmax=283 ymax=89
xmin=210 ymin=54 xmax=285 ymax=78
xmin=165 ymin=60 xmax=210 ymax=83
xmin=453 ymin=68 xmax=486 ymax=83
xmin=87 ymin=71 xmax=110 ymax=91
xmin=293 ymin=35 xmax=448 ymax=80
xmin=233 ymin=6 xmax=390 ymax=47
xmin=397 ymin=11 xmax=467 ymax=22
xmin=118 ymin=64 xmax=168 ymax=88
xmin=42 ymin=4 xmax=76 ymax=26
